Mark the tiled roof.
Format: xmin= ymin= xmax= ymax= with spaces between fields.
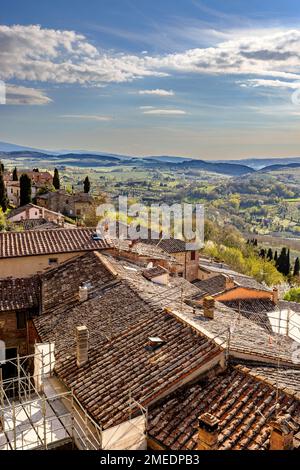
xmin=148 ymin=365 xmax=300 ymax=450
xmin=221 ymin=298 xmax=276 ymax=332
xmin=36 ymin=299 xmax=221 ymax=430
xmin=39 ymin=251 xmax=117 ymax=316
xmin=15 ymin=219 xmax=59 ymax=231
xmin=0 ymin=276 xmax=40 ymax=312
xmin=176 ymin=301 xmax=296 ymax=365
xmin=35 ymin=279 xmax=154 ymax=350
xmin=192 ymin=273 xmax=271 ymax=298
xmin=110 ymin=239 xmax=177 ymax=262
xmin=222 ymin=298 xmax=276 ymax=315
xmin=192 ymin=275 xmax=227 ymax=297
xmin=233 ymin=274 xmax=271 ymax=292
xmin=103 ymin=257 xmax=296 ymax=366
xmin=142 ymin=266 xmax=168 ymax=280
xmin=0 ymin=228 xmax=110 ymax=258
xmin=142 ymin=238 xmax=189 ymax=253
xmin=279 ymin=300 xmax=300 ymax=313
xmin=238 ymin=364 xmax=300 ymax=394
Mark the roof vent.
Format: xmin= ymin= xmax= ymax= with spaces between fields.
xmin=146 ymin=336 xmax=165 ymax=351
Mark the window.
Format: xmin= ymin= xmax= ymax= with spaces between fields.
xmin=17 ymin=311 xmax=27 ymax=330
xmin=191 ymin=251 xmax=196 ymax=261
xmin=48 ymin=258 xmax=58 ymax=266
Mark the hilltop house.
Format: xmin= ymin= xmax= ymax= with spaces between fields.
xmin=7 ymin=203 xmax=65 ymax=225
xmin=36 ymin=190 xmax=94 ymax=220
xmin=4 ymin=170 xmax=53 ymax=207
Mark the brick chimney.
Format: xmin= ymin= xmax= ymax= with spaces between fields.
xmin=203 ymin=296 xmax=215 ymax=319
xmin=272 ymin=287 xmax=279 ymax=305
xmin=270 ymin=415 xmax=294 ymax=450
xmin=76 ymin=326 xmax=89 ymax=368
xmin=225 ymin=275 xmax=235 ymax=290
xmin=197 ymin=413 xmax=220 ymax=450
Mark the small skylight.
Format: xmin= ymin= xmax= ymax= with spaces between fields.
xmin=146 ymin=336 xmax=166 ymax=351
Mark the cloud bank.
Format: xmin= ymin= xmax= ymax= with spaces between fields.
xmin=1 ymin=24 xmax=300 ymax=91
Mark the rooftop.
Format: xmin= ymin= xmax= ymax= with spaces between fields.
xmin=141 ymin=238 xmax=190 ymax=254
xmin=192 ymin=273 xmax=271 ymax=298
xmin=0 ymin=228 xmax=109 ymax=259
xmin=110 ymin=239 xmax=177 ymax=262
xmin=0 ymin=276 xmax=40 ymax=312
xmin=148 ymin=365 xmax=300 ymax=450
xmin=34 ymin=286 xmax=222 ymax=430
xmin=142 ymin=265 xmax=168 ymax=280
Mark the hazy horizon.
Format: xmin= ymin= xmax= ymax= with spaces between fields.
xmin=1 ymin=0 xmax=300 ymax=159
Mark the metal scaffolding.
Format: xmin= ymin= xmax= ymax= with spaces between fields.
xmin=0 ymin=349 xmax=104 ymax=450
xmin=0 ymin=347 xmax=147 ymax=451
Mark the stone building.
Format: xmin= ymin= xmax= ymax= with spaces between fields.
xmin=36 ymin=190 xmax=94 ymax=219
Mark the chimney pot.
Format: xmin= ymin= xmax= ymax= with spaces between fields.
xmin=203 ymin=296 xmax=215 ymax=319
xmin=270 ymin=415 xmax=294 ymax=450
xmin=78 ymin=285 xmax=88 ymax=302
xmin=76 ymin=325 xmax=89 ymax=368
xmin=197 ymin=413 xmax=220 ymax=450
xmin=272 ymin=287 xmax=279 ymax=305
xmin=225 ymin=275 xmax=235 ymax=290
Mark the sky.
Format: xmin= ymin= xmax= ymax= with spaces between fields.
xmin=1 ymin=0 xmax=300 ymax=159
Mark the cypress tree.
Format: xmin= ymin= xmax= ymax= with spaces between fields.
xmin=259 ymin=248 xmax=266 ymax=259
xmin=267 ymin=248 xmax=273 ymax=261
xmin=277 ymin=248 xmax=287 ymax=274
xmin=84 ymin=176 xmax=90 ymax=194
xmin=19 ymin=174 xmax=32 ymax=206
xmin=12 ymin=167 xmax=18 ymax=181
xmin=0 ymin=163 xmax=8 ymax=212
xmin=274 ymin=250 xmax=278 ymax=263
xmin=286 ymin=249 xmax=291 ymax=276
xmin=294 ymin=257 xmax=300 ymax=277
xmin=53 ymin=168 xmax=60 ymax=190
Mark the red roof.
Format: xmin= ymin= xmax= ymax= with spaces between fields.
xmin=0 ymin=228 xmax=110 ymax=259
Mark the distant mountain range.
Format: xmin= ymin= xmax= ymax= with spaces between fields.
xmin=1 ymin=140 xmax=300 ymax=177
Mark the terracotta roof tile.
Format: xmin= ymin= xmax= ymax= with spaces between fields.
xmin=0 ymin=276 xmax=40 ymax=311
xmin=148 ymin=366 xmax=300 ymax=450
xmin=0 ymin=228 xmax=109 ymax=258
xmin=53 ymin=308 xmax=222 ymax=429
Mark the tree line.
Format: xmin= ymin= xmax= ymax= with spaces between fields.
xmin=247 ymin=239 xmax=299 ymax=278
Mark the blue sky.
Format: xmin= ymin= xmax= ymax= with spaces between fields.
xmin=1 ymin=0 xmax=300 ymax=159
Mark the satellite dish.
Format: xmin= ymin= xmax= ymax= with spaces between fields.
xmin=146 ymin=262 xmax=153 ymax=269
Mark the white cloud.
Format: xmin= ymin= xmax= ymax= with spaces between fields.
xmin=5 ymin=84 xmax=52 ymax=105
xmin=61 ymin=114 xmax=112 ymax=121
xmin=142 ymin=109 xmax=187 ymax=115
xmin=138 ymin=89 xmax=174 ymax=96
xmin=2 ymin=24 xmax=300 ymax=89
xmin=238 ymin=79 xmax=300 ymax=89
xmin=139 ymin=106 xmax=155 ymax=109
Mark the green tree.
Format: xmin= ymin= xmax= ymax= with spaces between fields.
xmin=267 ymin=248 xmax=273 ymax=261
xmin=12 ymin=167 xmax=18 ymax=181
xmin=277 ymin=248 xmax=289 ymax=275
xmin=284 ymin=288 xmax=300 ymax=303
xmin=84 ymin=176 xmax=91 ymax=194
xmin=53 ymin=168 xmax=60 ymax=190
xmin=294 ymin=258 xmax=300 ymax=277
xmin=19 ymin=174 xmax=32 ymax=206
xmin=0 ymin=164 xmax=8 ymax=212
